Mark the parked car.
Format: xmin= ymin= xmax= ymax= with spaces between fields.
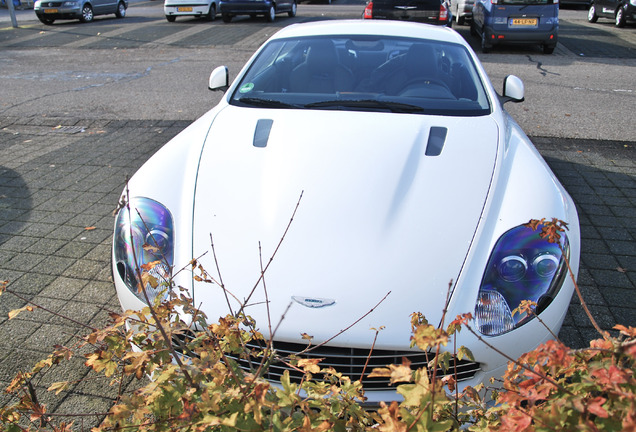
xmin=362 ymin=0 xmax=452 ymax=26
xmin=219 ymin=0 xmax=296 ymax=22
xmin=449 ymin=0 xmax=474 ymax=24
xmin=33 ymin=0 xmax=127 ymax=24
xmin=587 ymin=0 xmax=635 ymax=27
xmin=112 ymin=19 xmax=580 ymax=404
xmin=164 ymin=0 xmax=220 ymax=21
xmin=471 ymin=0 xmax=559 ymax=53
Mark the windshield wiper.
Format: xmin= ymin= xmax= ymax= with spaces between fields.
xmin=237 ymin=97 xmax=302 ymax=109
xmin=305 ymin=99 xmax=425 ymax=113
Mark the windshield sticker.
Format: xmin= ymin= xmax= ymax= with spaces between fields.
xmin=239 ymin=83 xmax=254 ymax=94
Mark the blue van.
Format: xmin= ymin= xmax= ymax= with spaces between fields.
xmin=471 ymin=0 xmax=559 ymax=54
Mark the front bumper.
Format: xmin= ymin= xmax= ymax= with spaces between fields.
xmin=34 ymin=5 xmax=81 ymax=18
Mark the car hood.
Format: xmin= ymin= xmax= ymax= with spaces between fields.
xmin=191 ymin=105 xmax=499 ymax=348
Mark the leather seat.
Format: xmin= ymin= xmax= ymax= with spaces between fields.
xmin=383 ymin=44 xmax=439 ymax=95
xmin=289 ymin=40 xmax=354 ymax=94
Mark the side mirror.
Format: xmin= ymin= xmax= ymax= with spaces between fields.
xmin=501 ymin=75 xmax=525 ymax=104
xmin=209 ymin=66 xmax=229 ymax=92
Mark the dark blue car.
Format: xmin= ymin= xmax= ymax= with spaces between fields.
xmin=471 ymin=0 xmax=558 ymax=54
xmin=219 ymin=0 xmax=296 ymax=22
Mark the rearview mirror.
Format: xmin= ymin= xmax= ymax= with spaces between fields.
xmin=209 ymin=66 xmax=229 ymax=92
xmin=501 ymin=75 xmax=525 ymax=104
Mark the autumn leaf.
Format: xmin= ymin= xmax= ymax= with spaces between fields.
xmin=8 ymin=305 xmax=34 ymax=319
xmin=614 ymin=324 xmax=636 ymax=337
xmin=297 ymin=358 xmax=323 ymax=374
xmin=84 ymin=226 xmax=96 ymax=231
xmin=48 ymin=381 xmax=70 ymax=395
xmin=140 ymin=260 xmax=161 ymax=271
xmin=142 ymin=243 xmax=160 ymax=254
xmin=586 ymin=396 xmax=609 ymax=418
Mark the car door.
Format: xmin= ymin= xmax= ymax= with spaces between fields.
xmin=94 ymin=0 xmax=116 ymax=14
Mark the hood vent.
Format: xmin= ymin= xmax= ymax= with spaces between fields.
xmin=425 ymin=126 xmax=447 ymax=156
xmin=253 ymin=119 xmax=274 ymax=148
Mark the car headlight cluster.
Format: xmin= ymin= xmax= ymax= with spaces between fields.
xmin=114 ymin=197 xmax=174 ymax=305
xmin=475 ymin=223 xmax=569 ymax=336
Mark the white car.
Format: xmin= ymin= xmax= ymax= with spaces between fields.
xmin=164 ymin=0 xmax=219 ymax=21
xmin=112 ymin=20 xmax=580 ymax=404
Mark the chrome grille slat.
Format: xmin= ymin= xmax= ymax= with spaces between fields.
xmin=172 ymin=334 xmax=480 ymax=390
xmin=229 ymin=340 xmax=481 ymax=390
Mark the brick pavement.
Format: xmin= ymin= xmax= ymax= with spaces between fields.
xmin=0 ymin=116 xmax=634 ymax=428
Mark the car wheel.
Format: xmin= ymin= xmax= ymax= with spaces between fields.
xmin=166 ymin=14 xmax=176 ymax=21
xmin=38 ymin=15 xmax=55 ymax=24
xmin=288 ymin=0 xmax=296 ymax=17
xmin=587 ymin=4 xmax=598 ymax=22
xmin=266 ymin=4 xmax=275 ymax=21
xmin=615 ymin=6 xmax=626 ymax=27
xmin=480 ymin=32 xmax=491 ymax=53
xmin=115 ymin=1 xmax=126 ymax=18
xmin=79 ymin=3 xmax=94 ymax=22
xmin=543 ymin=44 xmax=555 ymax=54
xmin=206 ymin=3 xmax=216 ymax=21
xmin=222 ymin=13 xmax=232 ymax=22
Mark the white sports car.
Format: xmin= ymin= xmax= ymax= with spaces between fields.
xmin=112 ymin=20 xmax=580 ymax=404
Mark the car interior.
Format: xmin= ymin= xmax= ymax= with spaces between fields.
xmin=231 ymin=35 xmax=490 ymax=116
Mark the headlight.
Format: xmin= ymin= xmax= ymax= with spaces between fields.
xmin=114 ymin=197 xmax=174 ymax=305
xmin=63 ymin=1 xmax=77 ymax=5
xmin=475 ymin=222 xmax=569 ymax=336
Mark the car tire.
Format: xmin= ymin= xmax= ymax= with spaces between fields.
xmin=266 ymin=4 xmax=275 ymax=21
xmin=166 ymin=14 xmax=176 ymax=21
xmin=288 ymin=0 xmax=296 ymax=16
xmin=38 ymin=15 xmax=55 ymax=24
xmin=115 ymin=1 xmax=126 ymax=18
xmin=615 ymin=6 xmax=626 ymax=27
xmin=480 ymin=32 xmax=491 ymax=53
xmin=587 ymin=4 xmax=598 ymax=22
xmin=79 ymin=3 xmax=94 ymax=22
xmin=543 ymin=44 xmax=555 ymax=54
xmin=206 ymin=3 xmax=216 ymax=21
xmin=470 ymin=19 xmax=478 ymax=36
xmin=222 ymin=13 xmax=232 ymax=22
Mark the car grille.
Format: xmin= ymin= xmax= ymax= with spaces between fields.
xmin=173 ymin=334 xmax=481 ymax=391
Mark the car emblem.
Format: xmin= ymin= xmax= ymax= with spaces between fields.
xmin=292 ymin=296 xmax=336 ymax=308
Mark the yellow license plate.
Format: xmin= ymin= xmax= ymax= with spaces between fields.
xmin=510 ymin=18 xmax=538 ymax=26
xmin=177 ymin=6 xmax=193 ymax=11
xmin=44 ymin=8 xmax=58 ymax=13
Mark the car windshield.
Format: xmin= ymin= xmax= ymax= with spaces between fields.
xmin=230 ymin=35 xmax=491 ymax=117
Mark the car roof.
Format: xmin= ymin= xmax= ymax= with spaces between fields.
xmin=270 ymin=20 xmax=466 ymax=46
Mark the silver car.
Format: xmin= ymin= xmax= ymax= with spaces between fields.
xmin=34 ymin=0 xmax=127 ymax=24
xmin=450 ymin=0 xmax=474 ymax=24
